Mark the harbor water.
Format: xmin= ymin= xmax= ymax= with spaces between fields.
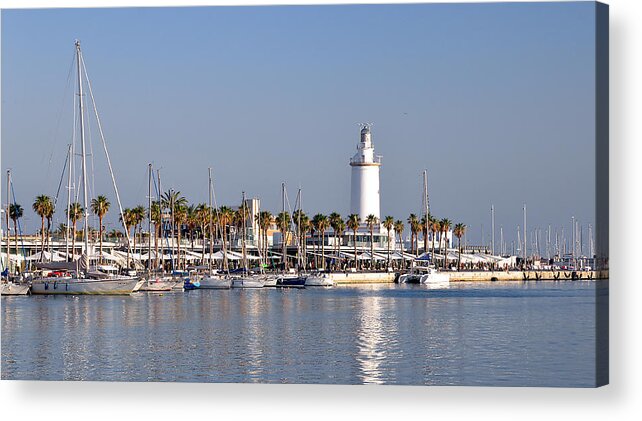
xmin=1 ymin=281 xmax=603 ymax=386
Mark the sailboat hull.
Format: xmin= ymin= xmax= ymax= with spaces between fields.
xmin=199 ymin=277 xmax=232 ymax=289
xmin=231 ymin=278 xmax=265 ymax=288
xmin=304 ymin=275 xmax=335 ymax=287
xmin=139 ymin=279 xmax=174 ymax=292
xmin=276 ymin=276 xmax=306 ymax=288
xmin=30 ymin=277 xmax=139 ymax=295
xmin=1 ymin=282 xmax=31 ymax=296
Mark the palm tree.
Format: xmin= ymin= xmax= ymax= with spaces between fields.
xmin=256 ymin=210 xmax=273 ymax=266
xmin=150 ymin=201 xmax=162 ymax=269
xmin=161 ymin=190 xmax=188 ymax=210
xmin=120 ymin=208 xmax=134 ymax=268
xmin=440 ymin=218 xmax=452 ymax=269
xmin=55 ymin=223 xmax=68 ymax=238
xmin=66 ymin=203 xmax=83 ymax=261
xmin=174 ymin=205 xmax=188 ymax=270
xmin=421 ymin=214 xmax=432 ymax=255
xmin=90 ymin=195 xmax=111 ymax=263
xmin=346 ymin=214 xmax=360 ymax=270
xmin=9 ymin=203 xmax=23 ymax=268
xmin=335 ymin=219 xmax=346 ymax=269
xmin=195 ymin=203 xmax=209 ymax=262
xmin=430 ymin=218 xmax=440 ymax=264
xmin=313 ymin=214 xmax=330 ymax=270
xmin=32 ymin=195 xmax=53 ymax=258
xmin=365 ymin=214 xmax=379 ymax=270
xmin=132 ymin=205 xmax=146 ymax=260
xmin=408 ymin=214 xmax=420 ymax=256
xmin=275 ymin=211 xmax=290 ymax=270
xmin=329 ymin=212 xmax=342 ymax=264
xmin=45 ymin=202 xmax=54 ymax=253
xmin=293 ymin=210 xmax=309 ymax=269
xmin=454 ymin=223 xmax=467 ymax=270
xmin=218 ymin=206 xmax=234 ymax=271
xmin=383 ymin=216 xmax=394 ymax=268
xmin=394 ymin=220 xmax=404 ymax=269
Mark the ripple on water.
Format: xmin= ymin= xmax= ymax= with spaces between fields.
xmin=1 ymin=282 xmax=599 ymax=386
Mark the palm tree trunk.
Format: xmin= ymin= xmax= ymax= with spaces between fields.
xmin=40 ymin=216 xmax=45 ymax=260
xmin=431 ymin=232 xmax=436 ymax=266
xmin=155 ymin=223 xmax=160 ymax=270
xmin=458 ymin=237 xmax=462 ymax=269
xmin=222 ymin=222 xmax=229 ymax=272
xmin=177 ymin=228 xmax=182 ymax=271
xmin=424 ymin=228 xmax=428 ymax=255
xmin=443 ymin=230 xmax=447 ymax=269
xmin=13 ymin=220 xmax=19 ymax=272
xmin=353 ymin=230 xmax=358 ymax=270
xmin=321 ymin=230 xmax=325 ymax=270
xmin=99 ymin=215 xmax=103 ymax=264
xmin=387 ymin=229 xmax=391 ymax=269
xmin=201 ymin=223 xmax=206 ymax=263
xmin=132 ymin=226 xmax=137 ymax=270
xmin=47 ymin=218 xmax=52 ymax=255
xmin=370 ymin=229 xmax=374 ymax=270
xmin=71 ymin=223 xmax=77 ymax=262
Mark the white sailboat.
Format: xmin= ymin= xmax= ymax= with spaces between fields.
xmin=1 ymin=281 xmax=30 ymax=296
xmin=397 ymin=265 xmax=450 ymax=288
xmin=31 ymin=41 xmax=138 ymax=295
xmin=231 ymin=192 xmax=264 ymax=289
xmin=304 ymin=272 xmax=335 ymax=287
xmin=200 ymin=168 xmax=232 ymax=289
xmin=139 ymin=164 xmax=174 ymax=292
xmin=397 ymin=170 xmax=449 ymax=289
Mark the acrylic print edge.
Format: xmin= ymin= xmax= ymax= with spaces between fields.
xmin=594 ymin=0 xmax=609 ymax=388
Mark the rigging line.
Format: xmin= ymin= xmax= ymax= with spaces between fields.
xmin=52 ymin=143 xmax=71 ymax=212
xmin=44 ymin=51 xmax=77 ymax=188
xmin=79 ymin=48 xmax=132 ymax=256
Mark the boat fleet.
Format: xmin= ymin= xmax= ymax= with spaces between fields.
xmin=1 ymin=41 xmax=452 ymax=296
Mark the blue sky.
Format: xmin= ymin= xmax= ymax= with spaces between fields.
xmin=1 ymin=2 xmax=597 ymax=249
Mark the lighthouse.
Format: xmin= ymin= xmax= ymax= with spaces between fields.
xmin=350 ymin=125 xmax=382 ymax=222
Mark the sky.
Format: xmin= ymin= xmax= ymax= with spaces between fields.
xmin=1 ymin=2 xmax=597 ymax=250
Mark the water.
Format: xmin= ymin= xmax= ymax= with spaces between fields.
xmin=1 ymin=281 xmax=603 ymax=386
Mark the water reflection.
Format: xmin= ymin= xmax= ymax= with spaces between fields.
xmin=1 ymin=282 xmax=599 ymax=386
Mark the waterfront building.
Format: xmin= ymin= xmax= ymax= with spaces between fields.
xmin=350 ymin=124 xmax=382 ymax=221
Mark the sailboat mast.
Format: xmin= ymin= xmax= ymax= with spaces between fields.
xmin=523 ymin=204 xmax=527 ymax=264
xmin=300 ymin=187 xmax=305 ymax=269
xmin=423 ymin=170 xmax=429 ymax=218
xmin=75 ymin=40 xmax=90 ymax=258
xmin=208 ymin=168 xmax=213 ymax=273
xmin=491 ymin=204 xmax=495 ymax=256
xmin=157 ymin=170 xmax=163 ymax=270
xmin=281 ymin=183 xmax=286 ymax=270
xmin=6 ymin=170 xmax=11 ymax=273
xmin=65 ymin=144 xmax=72 ymax=261
xmin=296 ymin=188 xmax=301 ymax=270
xmin=241 ymin=191 xmax=248 ymax=272
xmin=147 ymin=163 xmax=152 ymax=272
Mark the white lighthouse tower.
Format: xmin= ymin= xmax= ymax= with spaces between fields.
xmin=350 ymin=125 xmax=382 ymax=222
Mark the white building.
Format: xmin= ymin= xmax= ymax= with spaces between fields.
xmin=350 ymin=125 xmax=382 ymax=222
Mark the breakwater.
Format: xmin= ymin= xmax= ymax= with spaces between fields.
xmin=448 ymin=270 xmax=608 ymax=282
xmin=327 ymin=270 xmax=608 ymax=284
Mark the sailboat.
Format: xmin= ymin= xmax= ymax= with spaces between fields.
xmin=139 ymin=164 xmax=174 ymax=292
xmin=231 ymin=192 xmax=264 ymax=289
xmin=31 ymin=41 xmax=138 ymax=295
xmin=397 ymin=170 xmax=449 ymax=288
xmin=199 ymin=168 xmax=232 ymax=289
xmin=275 ymin=183 xmax=306 ymax=288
